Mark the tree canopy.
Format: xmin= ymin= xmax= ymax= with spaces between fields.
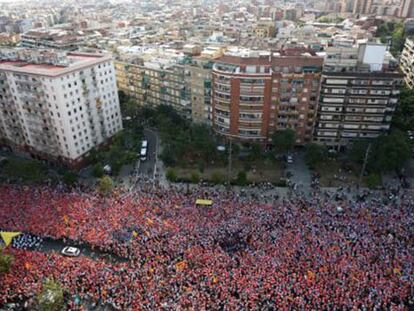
xmin=368 ymin=130 xmax=411 ymax=173
xmin=37 ymin=278 xmax=64 ymax=311
xmin=271 ymin=129 xmax=296 ymax=154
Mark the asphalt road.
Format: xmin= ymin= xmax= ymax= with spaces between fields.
xmin=138 ymin=128 xmax=157 ymax=178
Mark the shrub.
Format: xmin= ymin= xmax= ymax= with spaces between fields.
xmin=211 ymin=170 xmax=225 ymax=185
xmin=97 ymin=176 xmax=114 ymax=196
xmin=91 ymin=163 xmax=104 ymax=178
xmin=190 ymin=170 xmax=200 ymax=184
xmin=366 ymin=173 xmax=381 ymax=189
xmin=166 ymin=168 xmax=178 ymax=182
xmin=235 ymin=170 xmax=248 ymax=186
xmin=0 ymin=250 xmax=13 ymax=274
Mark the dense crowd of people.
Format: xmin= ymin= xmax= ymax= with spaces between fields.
xmin=0 ymin=182 xmax=413 ymax=310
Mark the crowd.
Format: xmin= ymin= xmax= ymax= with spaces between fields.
xmin=11 ymin=233 xmax=43 ymax=251
xmin=0 ymin=182 xmax=413 ymax=310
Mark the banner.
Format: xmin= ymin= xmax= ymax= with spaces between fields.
xmin=0 ymin=231 xmax=21 ymax=247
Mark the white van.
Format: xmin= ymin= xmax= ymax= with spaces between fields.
xmin=140 ymin=148 xmax=147 ymax=161
xmin=141 ymin=140 xmax=148 ymax=148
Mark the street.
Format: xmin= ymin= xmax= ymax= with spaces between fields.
xmin=137 ymin=128 xmax=157 ymax=178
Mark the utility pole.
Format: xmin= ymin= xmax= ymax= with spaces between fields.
xmin=358 ymin=142 xmax=372 ymax=186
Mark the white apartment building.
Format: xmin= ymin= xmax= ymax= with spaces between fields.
xmin=400 ymin=37 xmax=414 ymax=89
xmin=0 ymin=48 xmax=122 ymax=167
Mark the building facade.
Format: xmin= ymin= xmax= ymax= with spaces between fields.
xmin=0 ymin=48 xmax=122 ymax=167
xmin=399 ymin=0 xmax=414 ymax=18
xmin=20 ymin=29 xmax=82 ymax=51
xmin=211 ymin=49 xmax=323 ymax=144
xmin=115 ymin=58 xmax=191 ymax=117
xmin=186 ymin=57 xmax=214 ymax=125
xmin=314 ymin=43 xmax=403 ymax=147
xmin=400 ymin=37 xmax=414 ymax=88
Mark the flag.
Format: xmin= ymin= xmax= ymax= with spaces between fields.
xmin=212 ymin=276 xmax=218 ymax=284
xmin=146 ymin=218 xmax=154 ymax=225
xmin=24 ymin=262 xmax=32 ymax=270
xmin=63 ymin=215 xmax=69 ymax=224
xmin=132 ymin=231 xmax=138 ymax=237
xmin=0 ymin=231 xmax=21 ymax=247
xmin=307 ymin=270 xmax=316 ymax=280
xmin=176 ymin=261 xmax=187 ymax=271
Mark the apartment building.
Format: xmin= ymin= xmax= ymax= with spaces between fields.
xmin=399 ymin=0 xmax=414 ymax=18
xmin=0 ymin=48 xmax=122 ymax=167
xmin=186 ymin=57 xmax=214 ymax=125
xmin=211 ymin=48 xmax=323 ymax=144
xmin=314 ymin=43 xmax=403 ymax=148
xmin=115 ymin=56 xmax=191 ymax=117
xmin=400 ymin=37 xmax=414 ymax=89
xmin=20 ymin=29 xmax=82 ymax=51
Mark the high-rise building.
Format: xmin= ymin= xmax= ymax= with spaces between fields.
xmin=399 ymin=0 xmax=414 ymax=18
xmin=211 ymin=48 xmax=323 ymax=144
xmin=186 ymin=57 xmax=214 ymax=125
xmin=115 ymin=56 xmax=191 ymax=118
xmin=353 ymin=0 xmax=373 ymax=14
xmin=400 ymin=37 xmax=414 ymax=88
xmin=0 ymin=48 xmax=123 ymax=167
xmin=314 ymin=43 xmax=403 ymax=148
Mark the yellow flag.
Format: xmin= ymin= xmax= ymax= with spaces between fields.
xmin=132 ymin=231 xmax=138 ymax=237
xmin=176 ymin=261 xmax=187 ymax=271
xmin=0 ymin=231 xmax=21 ymax=247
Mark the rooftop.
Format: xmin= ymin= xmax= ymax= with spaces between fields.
xmin=0 ymin=49 xmax=112 ymax=77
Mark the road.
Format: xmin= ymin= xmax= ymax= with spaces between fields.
xmin=138 ymin=128 xmax=157 ymax=178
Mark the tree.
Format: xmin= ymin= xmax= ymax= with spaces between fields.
xmin=272 ymin=129 xmax=296 ymax=154
xmin=166 ymin=168 xmax=178 ymax=182
xmin=305 ymin=143 xmax=328 ymax=169
xmin=211 ymin=170 xmax=225 ymax=184
xmin=348 ymin=140 xmax=370 ymax=164
xmin=97 ymin=176 xmax=114 ymax=196
xmin=369 ymin=130 xmax=411 ymax=173
xmin=249 ymin=143 xmax=262 ymax=161
xmin=62 ymin=171 xmax=77 ymax=186
xmin=235 ymin=170 xmax=248 ymax=186
xmin=0 ymin=248 xmax=13 ymax=274
xmin=392 ymin=88 xmax=414 ymax=131
xmin=91 ymin=163 xmax=104 ymax=178
xmin=190 ymin=170 xmax=200 ymax=184
xmin=37 ymin=278 xmax=64 ymax=311
xmin=366 ymin=173 xmax=381 ymax=189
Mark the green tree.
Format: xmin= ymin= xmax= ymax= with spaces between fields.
xmin=366 ymin=173 xmax=381 ymax=189
xmin=235 ymin=170 xmax=248 ymax=186
xmin=249 ymin=143 xmax=262 ymax=160
xmin=91 ymin=163 xmax=104 ymax=178
xmin=62 ymin=171 xmax=77 ymax=186
xmin=97 ymin=176 xmax=114 ymax=196
xmin=37 ymin=278 xmax=64 ymax=311
xmin=369 ymin=130 xmax=411 ymax=173
xmin=391 ymin=24 xmax=405 ymax=56
xmin=348 ymin=140 xmax=370 ymax=164
xmin=166 ymin=168 xmax=178 ymax=182
xmin=211 ymin=170 xmax=225 ymax=184
xmin=392 ymin=88 xmax=414 ymax=131
xmin=190 ymin=170 xmax=200 ymax=184
xmin=0 ymin=249 xmax=13 ymax=274
xmin=272 ymin=129 xmax=296 ymax=154
xmin=305 ymin=143 xmax=328 ymax=169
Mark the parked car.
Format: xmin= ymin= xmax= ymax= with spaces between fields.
xmin=61 ymin=246 xmax=80 ymax=257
